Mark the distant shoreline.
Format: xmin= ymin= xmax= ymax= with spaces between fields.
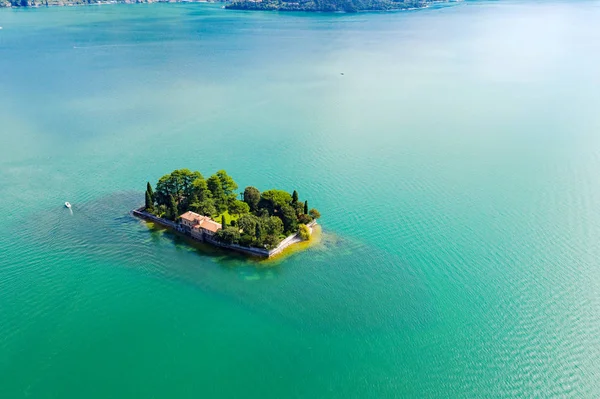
xmin=1 ymin=0 xmax=446 ymax=12
xmin=0 ymin=0 xmax=218 ymax=9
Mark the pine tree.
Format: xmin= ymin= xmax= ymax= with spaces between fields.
xmin=292 ymin=190 xmax=299 ymax=205
xmin=304 ymin=200 xmax=308 ymax=215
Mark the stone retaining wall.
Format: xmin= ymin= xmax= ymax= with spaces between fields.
xmin=132 ymin=207 xmax=317 ymax=258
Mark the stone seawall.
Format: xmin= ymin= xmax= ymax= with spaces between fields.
xmin=132 ymin=207 xmax=317 ymax=259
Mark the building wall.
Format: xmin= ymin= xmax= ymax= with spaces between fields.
xmin=181 ymin=219 xmax=196 ymax=229
xmin=190 ymin=228 xmax=204 ymax=241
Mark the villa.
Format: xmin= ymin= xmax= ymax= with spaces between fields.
xmin=179 ymin=211 xmax=222 ymax=241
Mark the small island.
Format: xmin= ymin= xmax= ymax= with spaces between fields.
xmin=226 ymin=0 xmax=436 ymax=13
xmin=133 ymin=168 xmax=321 ymax=258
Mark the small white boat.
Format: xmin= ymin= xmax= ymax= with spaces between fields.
xmin=65 ymin=202 xmax=71 ymax=209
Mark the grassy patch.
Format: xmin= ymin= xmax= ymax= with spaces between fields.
xmin=213 ymin=210 xmax=241 ymax=225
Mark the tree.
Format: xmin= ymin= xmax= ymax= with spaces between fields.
xmin=215 ymin=227 xmax=240 ymax=245
xmin=229 ymin=200 xmax=250 ymax=216
xmin=266 ymin=216 xmax=284 ymax=237
xmin=243 ymin=186 xmax=261 ymax=212
xmin=309 ymin=208 xmax=321 ymax=219
xmin=145 ymin=190 xmax=154 ymax=213
xmin=298 ymin=224 xmax=311 ymax=240
xmin=255 ymin=222 xmax=266 ymax=243
xmin=195 ymin=199 xmax=216 ymax=216
xmin=216 ymin=170 xmax=238 ymax=196
xmin=293 ymin=201 xmax=304 ymax=216
xmin=221 ymin=214 xmax=227 ymax=228
xmin=263 ymin=234 xmax=280 ymax=249
xmin=192 ymin=177 xmax=211 ymax=201
xmin=207 ymin=175 xmax=227 ymax=212
xmin=155 ymin=173 xmax=175 ymax=205
xmin=182 ymin=170 xmax=203 ymax=197
xmin=259 ymin=190 xmax=292 ymax=214
xmin=279 ymin=204 xmax=298 ymax=234
xmin=146 ymin=182 xmax=154 ymax=202
xmin=292 ymin=190 xmax=299 ymax=205
xmin=238 ymin=214 xmax=259 ymax=237
xmin=167 ymin=195 xmax=179 ymax=221
xmin=157 ymin=204 xmax=167 ymax=218
xmin=298 ymin=213 xmax=312 ymax=224
xmin=304 ymin=200 xmax=308 ymax=215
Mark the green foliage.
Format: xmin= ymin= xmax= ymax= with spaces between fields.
xmin=298 ymin=224 xmax=311 ymax=241
xmin=207 ymin=175 xmax=226 ymax=212
xmin=266 ymin=216 xmax=284 ymax=237
xmin=260 ymin=189 xmax=292 ymax=214
xmin=255 ymin=222 xmax=265 ymax=242
xmin=198 ymin=199 xmax=217 ymax=216
xmin=192 ymin=177 xmax=211 ymax=201
xmin=216 ymin=170 xmax=238 ymax=196
xmin=263 ymin=235 xmax=280 ymax=249
xmin=214 ymin=227 xmax=240 ymax=245
xmin=309 ymin=208 xmax=321 ymax=219
xmin=145 ymin=190 xmax=154 ymax=213
xmin=243 ymin=186 xmax=261 ymax=212
xmin=166 ymin=195 xmax=178 ymax=221
xmin=229 ymin=200 xmax=250 ymax=216
xmin=239 ymin=234 xmax=254 ymax=247
xmin=146 ymin=182 xmax=154 ymax=201
xmin=280 ymin=204 xmax=298 ymax=234
xmin=298 ymin=213 xmax=312 ymax=224
xmin=148 ymin=168 xmax=321 ymax=249
xmin=238 ymin=214 xmax=259 ymax=235
xmin=155 ymin=169 xmax=202 ymax=205
xmin=293 ymin=201 xmax=304 ymax=216
xmin=190 ymin=197 xmax=216 ymax=217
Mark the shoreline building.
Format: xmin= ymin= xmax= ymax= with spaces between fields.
xmin=179 ymin=211 xmax=222 ymax=241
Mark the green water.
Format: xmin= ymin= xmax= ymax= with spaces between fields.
xmin=2 ymin=1 xmax=600 ymax=397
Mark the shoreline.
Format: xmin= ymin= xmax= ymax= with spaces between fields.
xmin=0 ymin=0 xmax=218 ymax=9
xmin=132 ymin=206 xmax=317 ymax=260
xmin=0 ymin=0 xmax=445 ymax=12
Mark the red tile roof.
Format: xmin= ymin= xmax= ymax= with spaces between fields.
xmin=180 ymin=211 xmax=203 ymax=222
xmin=180 ymin=211 xmax=222 ymax=233
xmin=199 ymin=219 xmax=222 ymax=233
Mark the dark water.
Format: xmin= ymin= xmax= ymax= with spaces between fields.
xmin=1 ymin=1 xmax=600 ymax=397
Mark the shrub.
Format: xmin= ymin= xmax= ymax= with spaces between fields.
xmin=298 ymin=224 xmax=311 ymax=241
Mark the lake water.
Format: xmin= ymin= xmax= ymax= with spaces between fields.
xmin=1 ymin=1 xmax=600 ymax=397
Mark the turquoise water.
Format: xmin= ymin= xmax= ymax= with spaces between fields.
xmin=2 ymin=1 xmax=600 ymax=397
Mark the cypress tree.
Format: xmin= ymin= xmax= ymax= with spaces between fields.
xmin=292 ymin=190 xmax=298 ymax=205
xmin=168 ymin=195 xmax=178 ymax=221
xmin=221 ymin=214 xmax=226 ymax=228
xmin=146 ymin=182 xmax=154 ymax=201
xmin=304 ymin=200 xmax=308 ymax=215
xmin=255 ymin=223 xmax=261 ymax=240
xmin=145 ymin=190 xmax=154 ymax=212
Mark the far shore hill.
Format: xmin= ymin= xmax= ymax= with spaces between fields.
xmin=0 ymin=0 xmax=216 ymax=7
xmin=1 ymin=0 xmax=445 ymax=13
